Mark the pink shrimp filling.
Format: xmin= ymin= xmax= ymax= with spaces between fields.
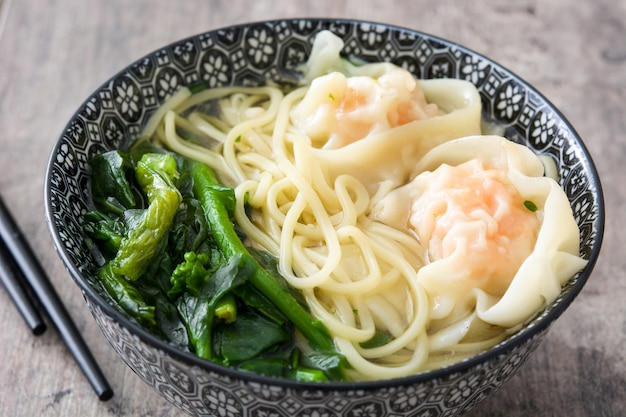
xmin=410 ymin=159 xmax=541 ymax=296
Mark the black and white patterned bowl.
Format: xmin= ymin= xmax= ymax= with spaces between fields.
xmin=44 ymin=19 xmax=604 ymax=417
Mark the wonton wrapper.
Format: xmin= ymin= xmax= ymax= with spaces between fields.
xmin=295 ymin=29 xmax=482 ymax=188
xmin=309 ymin=79 xmax=482 ymax=188
xmin=374 ymin=135 xmax=587 ymax=328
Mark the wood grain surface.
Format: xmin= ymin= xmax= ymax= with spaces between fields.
xmin=0 ymin=0 xmax=624 ymax=416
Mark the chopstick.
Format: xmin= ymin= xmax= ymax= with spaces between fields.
xmin=0 ymin=194 xmax=113 ymax=401
xmin=0 ymin=239 xmax=47 ymax=335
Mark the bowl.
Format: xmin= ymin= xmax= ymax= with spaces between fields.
xmin=45 ymin=18 xmax=604 ymax=417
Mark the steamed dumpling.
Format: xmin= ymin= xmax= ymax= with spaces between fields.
xmin=409 ymin=158 xmax=541 ymax=297
xmin=373 ymin=135 xmax=587 ymax=327
xmin=290 ymin=67 xmax=439 ymax=149
xmin=303 ymin=78 xmax=483 ymax=188
xmin=290 ymin=36 xmax=483 ymax=188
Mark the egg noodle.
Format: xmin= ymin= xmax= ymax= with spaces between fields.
xmin=142 ymin=31 xmax=586 ymax=380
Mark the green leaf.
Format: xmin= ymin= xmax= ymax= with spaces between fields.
xmin=215 ymin=311 xmax=290 ymax=362
xmin=294 ymin=367 xmax=328 ymax=382
xmin=98 ymin=263 xmax=156 ymax=326
xmin=523 ymin=200 xmax=538 ymax=212
xmin=82 ymin=210 xmax=125 ymax=256
xmin=154 ymin=296 xmax=189 ymax=347
xmin=175 ymin=253 xmax=250 ymax=359
xmin=112 ymin=153 xmax=182 ymax=281
xmin=359 ymin=329 xmax=393 ymax=349
xmin=233 ymin=284 xmax=286 ymax=325
xmin=89 ymin=150 xmax=136 ymax=211
xmin=238 ymin=357 xmax=288 ymax=378
xmin=177 ymin=293 xmax=213 ymax=358
xmin=304 ymin=352 xmax=348 ymax=381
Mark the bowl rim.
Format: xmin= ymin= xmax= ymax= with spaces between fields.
xmin=44 ymin=17 xmax=605 ymax=390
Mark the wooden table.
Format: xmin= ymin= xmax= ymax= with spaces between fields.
xmin=0 ymin=0 xmax=624 ymax=415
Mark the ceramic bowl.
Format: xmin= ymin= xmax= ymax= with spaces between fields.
xmin=45 ymin=18 xmax=604 ymax=417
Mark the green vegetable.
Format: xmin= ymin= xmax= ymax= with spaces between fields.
xmin=94 ymin=153 xmax=181 ymax=325
xmin=215 ymin=293 xmax=237 ymax=323
xmin=89 ymin=150 xmax=136 ymax=214
xmin=524 ymin=200 xmax=538 ymax=212
xmin=169 ymin=251 xmax=213 ymax=299
xmin=360 ymin=329 xmax=394 ymax=349
xmin=236 ymin=348 xmax=331 ymax=382
xmin=84 ymin=150 xmax=347 ymax=380
xmin=98 ymin=262 xmax=156 ymax=326
xmin=215 ymin=311 xmax=290 ymax=362
xmin=190 ymin=161 xmax=336 ymax=353
xmin=304 ymin=352 xmax=346 ymax=381
xmin=233 ymin=283 xmax=286 ymax=325
xmin=294 ymin=366 xmax=328 ymax=382
xmin=238 ymin=357 xmax=289 ymax=378
xmin=82 ymin=210 xmax=125 ymax=257
xmin=173 ymin=252 xmax=250 ymax=359
xmin=112 ymin=153 xmax=182 ymax=280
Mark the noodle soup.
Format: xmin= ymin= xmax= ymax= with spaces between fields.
xmin=82 ymin=30 xmax=586 ymax=382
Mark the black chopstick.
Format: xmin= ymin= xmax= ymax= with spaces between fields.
xmin=0 ymin=239 xmax=47 ymax=335
xmin=0 ymin=194 xmax=113 ymax=401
